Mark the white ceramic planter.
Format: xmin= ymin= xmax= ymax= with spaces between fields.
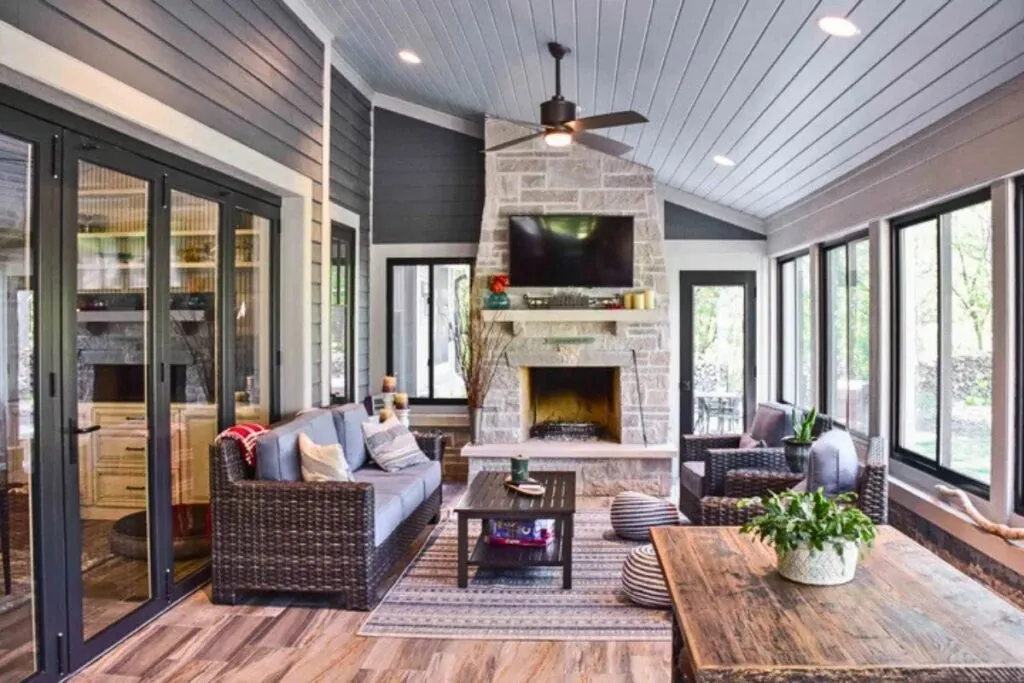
xmin=776 ymin=540 xmax=859 ymax=586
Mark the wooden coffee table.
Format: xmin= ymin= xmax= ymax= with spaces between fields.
xmin=455 ymin=471 xmax=576 ymax=589
xmin=651 ymin=525 xmax=1024 ymax=682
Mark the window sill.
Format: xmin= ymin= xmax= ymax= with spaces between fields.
xmin=888 ymin=475 xmax=1024 ymax=576
xmin=409 ymin=407 xmax=469 ymax=429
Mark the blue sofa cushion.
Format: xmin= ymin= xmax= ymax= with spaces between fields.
xmin=255 ymin=410 xmax=338 ymax=482
xmin=354 ymin=460 xmax=441 ymax=513
xmin=330 ymin=403 xmax=370 ymax=471
xmin=372 ymin=492 xmax=405 ymax=547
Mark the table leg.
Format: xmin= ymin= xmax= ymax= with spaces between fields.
xmin=1 ymin=488 xmax=10 ymax=596
xmin=562 ymin=514 xmax=573 ymax=590
xmin=457 ymin=512 xmax=468 ymax=588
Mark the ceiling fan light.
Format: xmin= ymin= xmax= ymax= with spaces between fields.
xmin=544 ymin=130 xmax=572 ymax=147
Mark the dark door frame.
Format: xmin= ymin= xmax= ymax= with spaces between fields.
xmin=329 ymin=221 xmax=356 ymax=404
xmin=679 ymin=271 xmax=757 ymax=436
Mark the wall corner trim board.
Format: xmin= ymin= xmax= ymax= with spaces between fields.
xmin=664 ymin=201 xmax=767 ymax=241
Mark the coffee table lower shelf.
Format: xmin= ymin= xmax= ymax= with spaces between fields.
xmin=468 ymin=534 xmax=564 ymax=568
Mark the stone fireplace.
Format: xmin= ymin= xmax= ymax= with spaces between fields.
xmin=462 ymin=118 xmax=675 ymax=496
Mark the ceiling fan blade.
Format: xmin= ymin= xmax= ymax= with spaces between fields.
xmin=575 ymin=132 xmax=633 ymax=157
xmin=484 ymin=131 xmax=546 ymax=153
xmin=568 ymin=111 xmax=648 ymax=132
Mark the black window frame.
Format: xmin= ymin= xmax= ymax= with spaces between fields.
xmin=328 ymin=222 xmax=356 ymax=404
xmin=385 ymin=257 xmax=474 ymax=405
xmin=890 ymin=187 xmax=992 ymax=499
xmin=1016 ymin=176 xmax=1024 ymax=515
xmin=776 ymin=249 xmax=811 ymax=407
xmin=819 ymin=229 xmax=871 ymax=436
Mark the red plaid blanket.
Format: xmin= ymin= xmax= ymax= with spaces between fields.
xmin=216 ymin=423 xmax=268 ymax=469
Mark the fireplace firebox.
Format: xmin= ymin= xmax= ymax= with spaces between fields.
xmin=521 ymin=367 xmax=621 ymax=442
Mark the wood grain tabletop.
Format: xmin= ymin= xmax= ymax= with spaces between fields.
xmin=650 ymin=525 xmax=1024 ymax=682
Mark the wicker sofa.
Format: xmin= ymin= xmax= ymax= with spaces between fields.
xmin=679 ymin=403 xmax=832 ymax=524
xmin=700 ymin=436 xmax=889 ymax=525
xmin=210 ymin=403 xmax=442 ymax=610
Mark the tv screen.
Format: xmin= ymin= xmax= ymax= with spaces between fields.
xmin=508 ymin=215 xmax=634 ymax=287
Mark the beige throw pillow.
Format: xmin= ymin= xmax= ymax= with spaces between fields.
xmin=298 ymin=433 xmax=353 ymax=482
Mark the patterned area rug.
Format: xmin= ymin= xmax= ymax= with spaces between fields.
xmin=360 ymin=507 xmax=672 ymax=641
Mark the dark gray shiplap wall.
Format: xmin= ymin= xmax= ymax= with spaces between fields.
xmin=1 ymin=0 xmax=327 ymax=403
xmin=329 ymin=68 xmax=371 ymax=400
xmin=373 ymin=109 xmax=484 ymax=244
xmin=664 ymin=201 xmax=766 ymax=240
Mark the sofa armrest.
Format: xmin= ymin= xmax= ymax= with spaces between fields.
xmin=680 ymin=434 xmax=742 ymax=462
xmin=724 ymin=469 xmax=804 ymax=498
xmin=700 ymin=496 xmax=763 ymax=526
xmin=704 ymin=447 xmax=786 ymax=496
xmin=414 ymin=431 xmax=446 ymax=462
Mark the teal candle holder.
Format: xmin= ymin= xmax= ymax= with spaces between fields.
xmin=487 ymin=291 xmax=510 ymax=309
xmin=510 ymin=454 xmax=530 ymax=484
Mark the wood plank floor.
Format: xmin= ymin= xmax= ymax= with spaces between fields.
xmin=71 ymin=486 xmax=672 ymax=682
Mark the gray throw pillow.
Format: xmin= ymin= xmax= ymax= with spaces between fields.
xmin=739 ymin=432 xmax=766 ymax=449
xmin=362 ymin=417 xmax=430 ymax=472
xmin=806 ymin=429 xmax=860 ymax=496
xmin=750 ymin=406 xmax=787 ymax=445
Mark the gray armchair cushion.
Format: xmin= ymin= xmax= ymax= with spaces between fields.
xmin=750 ymin=403 xmax=791 ymax=446
xmin=330 ymin=403 xmax=371 ymax=471
xmin=255 ymin=410 xmax=338 ymax=482
xmin=680 ymin=461 xmax=706 ymax=500
xmin=807 ymin=429 xmax=860 ymax=496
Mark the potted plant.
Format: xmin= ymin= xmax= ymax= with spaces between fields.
xmin=782 ymin=407 xmax=817 ymax=473
xmin=486 ymin=273 xmax=511 ymax=309
xmin=739 ymin=489 xmax=876 ymax=586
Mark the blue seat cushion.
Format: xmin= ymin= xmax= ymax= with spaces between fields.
xmin=354 ymin=461 xmax=442 ymax=546
xmin=255 ymin=410 xmax=338 ymax=482
xmin=372 ymin=492 xmax=404 ymax=547
xmin=330 ymin=403 xmax=370 ymax=471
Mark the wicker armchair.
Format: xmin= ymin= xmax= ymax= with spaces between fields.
xmin=700 ymin=436 xmax=889 ymax=526
xmin=210 ymin=432 xmax=442 ymax=610
xmin=679 ymin=405 xmax=832 ymax=524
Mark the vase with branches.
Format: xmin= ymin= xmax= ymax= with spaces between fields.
xmin=454 ymin=277 xmax=514 ymax=443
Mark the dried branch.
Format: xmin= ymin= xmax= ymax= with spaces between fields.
xmin=459 ymin=278 xmax=515 ymax=410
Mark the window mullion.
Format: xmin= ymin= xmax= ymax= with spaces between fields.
xmin=937 ymin=214 xmax=954 ymax=468
xmin=428 ymin=264 xmax=436 ymax=400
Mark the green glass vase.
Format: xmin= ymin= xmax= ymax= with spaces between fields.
xmin=486 ymin=291 xmax=510 ymax=309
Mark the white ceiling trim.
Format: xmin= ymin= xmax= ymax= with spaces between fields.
xmin=658 ymin=183 xmax=766 ymax=234
xmin=373 ymin=94 xmax=482 ymax=138
xmin=279 ymin=0 xmax=333 ymax=44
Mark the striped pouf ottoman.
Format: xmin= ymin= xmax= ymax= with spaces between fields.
xmin=621 ymin=544 xmax=671 ymax=608
xmin=610 ymin=491 xmax=681 ymax=541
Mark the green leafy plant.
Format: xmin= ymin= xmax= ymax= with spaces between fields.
xmin=739 ymin=489 xmax=877 ymax=558
xmin=789 ymin=407 xmax=818 ymax=444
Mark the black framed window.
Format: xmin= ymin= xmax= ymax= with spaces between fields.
xmin=822 ymin=233 xmax=870 ymax=434
xmin=892 ymin=189 xmax=992 ymax=496
xmin=386 ymin=258 xmax=473 ymax=404
xmin=777 ymin=252 xmax=812 ymax=407
xmin=329 ymin=223 xmax=355 ymax=403
xmin=1016 ymin=177 xmax=1024 ymax=515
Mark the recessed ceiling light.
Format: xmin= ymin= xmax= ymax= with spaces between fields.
xmin=398 ymin=50 xmax=422 ymax=64
xmin=712 ymin=154 xmax=735 ymax=167
xmin=818 ymin=16 xmax=860 ymax=37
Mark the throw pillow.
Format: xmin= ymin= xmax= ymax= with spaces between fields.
xmin=806 ymin=429 xmax=860 ymax=496
xmin=750 ymin=405 xmax=788 ymax=445
xmin=738 ymin=432 xmax=765 ymax=449
xmin=298 ymin=432 xmax=353 ymax=482
xmin=362 ymin=417 xmax=430 ymax=472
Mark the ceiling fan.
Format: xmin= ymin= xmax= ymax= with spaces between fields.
xmin=484 ymin=42 xmax=648 ymax=156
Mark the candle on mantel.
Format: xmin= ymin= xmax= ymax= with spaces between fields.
xmin=382 ymin=375 xmax=397 ymax=392
xmin=394 ymin=392 xmax=409 ymax=409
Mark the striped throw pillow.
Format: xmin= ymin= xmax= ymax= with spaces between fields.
xmin=298 ymin=433 xmax=353 ymax=482
xmin=621 ymin=544 xmax=671 ymax=608
xmin=362 ymin=417 xmax=430 ymax=472
xmin=610 ymin=491 xmax=681 ymax=541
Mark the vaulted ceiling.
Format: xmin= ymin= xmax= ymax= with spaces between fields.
xmin=308 ymin=0 xmax=1024 ymax=219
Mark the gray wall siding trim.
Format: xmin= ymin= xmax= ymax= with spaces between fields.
xmin=372 ymin=108 xmax=484 ymax=244
xmin=665 ymin=201 xmax=767 ymax=241
xmin=2 ymin=0 xmax=324 ymax=179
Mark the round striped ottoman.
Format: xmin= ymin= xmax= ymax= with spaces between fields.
xmin=621 ymin=544 xmax=671 ymax=608
xmin=610 ymin=491 xmax=681 ymax=541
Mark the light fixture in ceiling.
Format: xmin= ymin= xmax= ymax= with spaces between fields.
xmin=398 ymin=50 xmax=422 ymax=64
xmin=818 ymin=16 xmax=860 ymax=37
xmin=544 ymin=130 xmax=573 ymax=148
xmin=712 ymin=154 xmax=735 ymax=167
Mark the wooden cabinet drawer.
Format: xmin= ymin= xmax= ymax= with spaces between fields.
xmin=93 ymin=407 xmax=148 ymax=429
xmin=97 ymin=437 xmax=148 ymax=467
xmin=95 ymin=471 xmax=147 ymax=508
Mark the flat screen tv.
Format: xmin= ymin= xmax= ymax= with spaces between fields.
xmin=508 ymin=214 xmax=634 ymax=287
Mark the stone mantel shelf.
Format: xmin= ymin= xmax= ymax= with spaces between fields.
xmin=481 ymin=308 xmax=663 ymax=336
xmin=462 ymin=441 xmax=676 ymax=460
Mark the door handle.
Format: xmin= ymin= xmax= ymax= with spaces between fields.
xmin=68 ymin=421 xmax=100 ymax=466
xmin=681 ymin=380 xmax=692 ymax=392
xmin=75 ymin=425 xmax=101 ymax=435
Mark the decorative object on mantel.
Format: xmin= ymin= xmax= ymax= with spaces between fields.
xmin=523 ymin=293 xmax=552 ymax=309
xmin=549 ymin=289 xmax=590 ymax=309
xmin=503 ymin=475 xmax=546 ymax=497
xmin=739 ymin=489 xmax=877 ymax=586
xmin=510 ymin=453 xmax=530 ymax=484
xmin=783 ymin=407 xmax=818 ymax=473
xmin=936 ymin=485 xmax=1024 ymax=542
xmin=642 ymin=288 xmax=655 ymax=310
xmin=486 ymin=273 xmax=511 ymax=309
xmin=460 ymin=278 xmax=516 ymax=444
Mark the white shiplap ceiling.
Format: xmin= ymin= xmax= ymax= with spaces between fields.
xmin=309 ymin=0 xmax=1024 ymax=219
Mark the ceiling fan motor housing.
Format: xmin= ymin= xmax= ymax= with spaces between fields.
xmin=541 ymin=98 xmax=577 ymax=128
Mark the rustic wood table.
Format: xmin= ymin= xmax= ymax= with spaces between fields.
xmin=455 ymin=471 xmax=576 ymax=589
xmin=650 ymin=525 xmax=1024 ymax=682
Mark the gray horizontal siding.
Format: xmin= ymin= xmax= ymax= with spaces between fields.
xmin=328 ymin=68 xmax=372 ymax=401
xmin=664 ymin=201 xmax=766 ymax=240
xmin=1 ymin=0 xmax=324 ymax=179
xmin=372 ymin=108 xmax=484 ymax=244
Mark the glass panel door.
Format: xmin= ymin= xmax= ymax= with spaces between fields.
xmin=0 ymin=128 xmax=39 ymax=683
xmin=234 ymin=209 xmax=272 ymax=424
xmin=329 ymin=223 xmax=354 ymax=403
xmin=679 ymin=272 xmax=756 ymax=435
xmin=71 ymin=159 xmax=154 ymax=641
